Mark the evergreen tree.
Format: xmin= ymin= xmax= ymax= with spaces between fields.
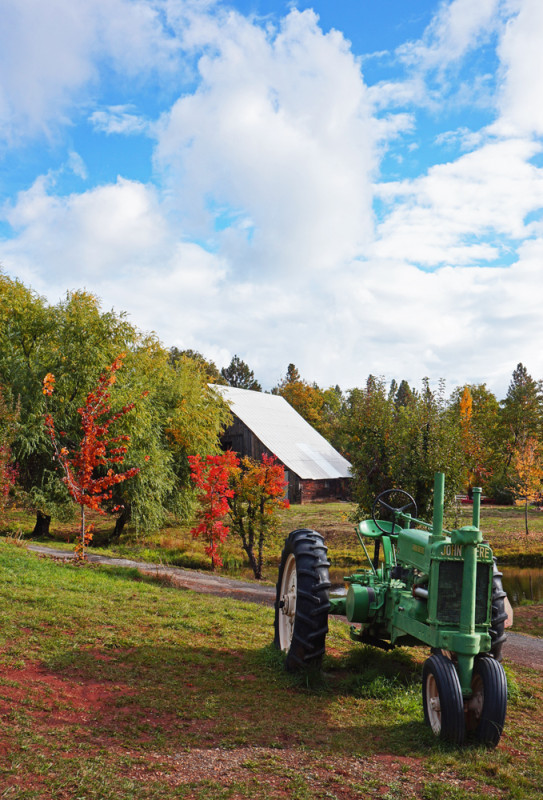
xmin=501 ymin=363 xmax=543 ymax=447
xmin=220 ymin=355 xmax=261 ymax=390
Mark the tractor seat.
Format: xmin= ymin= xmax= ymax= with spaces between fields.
xmin=358 ymin=519 xmax=400 ymax=540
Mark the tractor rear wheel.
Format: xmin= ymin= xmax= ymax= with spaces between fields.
xmin=274 ymin=529 xmax=331 ymax=671
xmin=422 ymin=653 xmax=465 ymax=745
xmin=465 ymin=655 xmax=507 ymax=747
xmin=490 ymin=559 xmax=508 ymax=661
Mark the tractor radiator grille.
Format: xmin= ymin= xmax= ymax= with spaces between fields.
xmin=436 ymin=562 xmax=490 ymax=625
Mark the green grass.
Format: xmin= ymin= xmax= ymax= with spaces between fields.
xmin=6 ymin=499 xmax=543 ymax=576
xmin=0 ymin=542 xmax=542 ymax=799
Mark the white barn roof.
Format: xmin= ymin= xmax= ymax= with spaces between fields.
xmin=210 ymin=385 xmax=351 ymax=481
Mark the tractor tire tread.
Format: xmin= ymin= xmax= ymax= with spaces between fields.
xmin=471 ymin=656 xmax=507 ymax=747
xmin=274 ymin=528 xmax=330 ymax=672
xmin=490 ymin=559 xmax=507 ymax=661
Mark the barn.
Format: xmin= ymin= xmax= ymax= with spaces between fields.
xmin=210 ymin=384 xmax=351 ymax=504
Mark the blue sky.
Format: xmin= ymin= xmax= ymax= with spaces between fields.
xmin=1 ymin=0 xmax=543 ymax=396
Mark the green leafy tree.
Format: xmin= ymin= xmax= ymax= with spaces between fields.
xmin=388 ymin=379 xmax=465 ymax=516
xmin=169 ymin=348 xmax=225 ymax=384
xmin=450 ymin=383 xmax=501 ymax=497
xmin=339 ymin=376 xmax=395 ymax=513
xmin=0 ymin=274 xmax=231 ymax=539
xmin=220 ymin=355 xmax=261 ymax=391
xmin=341 ymin=376 xmax=465 ymax=518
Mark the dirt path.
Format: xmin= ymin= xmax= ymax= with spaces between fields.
xmin=28 ymin=544 xmax=543 ymax=670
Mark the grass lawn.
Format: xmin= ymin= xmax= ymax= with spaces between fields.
xmin=0 ymin=541 xmax=542 ymax=800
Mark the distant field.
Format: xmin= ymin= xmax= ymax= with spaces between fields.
xmin=3 ymin=499 xmax=543 ymax=581
xmin=0 ymin=542 xmax=541 ymax=800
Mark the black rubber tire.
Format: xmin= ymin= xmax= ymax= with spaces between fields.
xmin=490 ymin=558 xmax=508 ymax=661
xmin=274 ymin=529 xmax=331 ymax=671
xmin=422 ymin=653 xmax=465 ymax=745
xmin=466 ymin=655 xmax=507 ymax=748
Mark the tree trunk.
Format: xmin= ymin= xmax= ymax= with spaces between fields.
xmin=110 ymin=505 xmax=131 ymax=543
xmin=525 ymin=498 xmax=529 ymax=536
xmin=32 ymin=511 xmax=51 ymax=539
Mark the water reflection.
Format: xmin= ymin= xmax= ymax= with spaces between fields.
xmin=501 ymin=566 xmax=543 ymax=606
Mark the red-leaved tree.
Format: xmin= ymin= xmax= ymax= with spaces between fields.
xmin=0 ymin=387 xmax=19 ymax=525
xmin=43 ymin=354 xmax=140 ymax=561
xmin=189 ymin=451 xmax=289 ymax=577
xmin=0 ymin=445 xmax=18 ymax=524
xmin=188 ymin=450 xmax=239 ymax=569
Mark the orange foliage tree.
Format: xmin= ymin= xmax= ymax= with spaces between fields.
xmin=459 ymin=386 xmax=491 ymax=492
xmin=509 ymin=435 xmax=543 ymax=536
xmin=228 ymin=454 xmax=289 ymax=579
xmin=43 ymin=355 xmax=140 ymax=560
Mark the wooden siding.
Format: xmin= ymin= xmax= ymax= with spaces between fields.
xmin=220 ymin=415 xmax=350 ymax=504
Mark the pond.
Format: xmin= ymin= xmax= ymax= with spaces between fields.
xmin=501 ymin=566 xmax=543 ymax=605
xmin=329 ymin=565 xmax=543 ymax=607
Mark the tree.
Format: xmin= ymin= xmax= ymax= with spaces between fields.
xmin=188 ymin=451 xmax=239 ymax=569
xmin=341 ymin=376 xmax=465 ymax=518
xmin=0 ymin=274 xmax=232 ymax=540
xmin=228 ymin=454 xmax=289 ymax=579
xmin=220 ymin=355 xmax=261 ymax=391
xmin=0 ymin=387 xmax=19 ymax=524
xmin=169 ymin=348 xmax=225 ymax=384
xmin=273 ymin=364 xmax=329 ymax=436
xmin=458 ymin=386 xmax=491 ymax=493
xmin=501 ymin=363 xmax=543 ymax=456
xmin=394 ymin=379 xmax=414 ymax=409
xmin=104 ymin=344 xmax=232 ymax=541
xmin=339 ymin=376 xmax=395 ymax=513
xmin=43 ymin=356 xmax=140 ymax=560
xmin=388 ymin=379 xmax=465 ymax=516
xmin=509 ymin=436 xmax=543 ymax=536
xmin=0 ymin=278 xmax=138 ymax=535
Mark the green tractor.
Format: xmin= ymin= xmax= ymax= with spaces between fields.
xmin=274 ymin=473 xmax=510 ymax=747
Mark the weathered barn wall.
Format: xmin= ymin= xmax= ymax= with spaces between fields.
xmin=220 ymin=415 xmax=350 ymax=504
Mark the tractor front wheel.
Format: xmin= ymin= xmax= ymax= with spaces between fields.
xmin=465 ymin=655 xmax=507 ymax=747
xmin=274 ymin=529 xmax=331 ymax=671
xmin=422 ymin=653 xmax=465 ymax=745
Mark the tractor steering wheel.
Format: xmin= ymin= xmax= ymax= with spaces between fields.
xmin=372 ymin=489 xmax=418 ymax=535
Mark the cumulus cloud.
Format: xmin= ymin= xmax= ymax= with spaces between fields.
xmin=397 ymin=0 xmax=501 ymax=72
xmin=375 ymin=138 xmax=543 ymax=266
xmin=1 ymin=0 xmax=543 ymax=397
xmin=0 ymin=0 xmax=178 ymax=145
xmin=154 ymin=8 xmax=376 ymax=278
xmin=495 ymin=0 xmax=543 ymax=135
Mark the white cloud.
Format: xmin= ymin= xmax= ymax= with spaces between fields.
xmin=1 ymin=1 xmax=543 ymax=399
xmin=67 ymin=151 xmax=88 ymax=180
xmin=154 ymin=8 xmax=376 ymax=278
xmin=495 ymin=0 xmax=543 ymax=135
xmin=89 ymin=106 xmax=151 ymax=136
xmin=0 ymin=0 xmax=178 ymax=145
xmin=375 ymin=138 xmax=543 ymax=266
xmin=398 ymin=0 xmax=501 ymax=72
